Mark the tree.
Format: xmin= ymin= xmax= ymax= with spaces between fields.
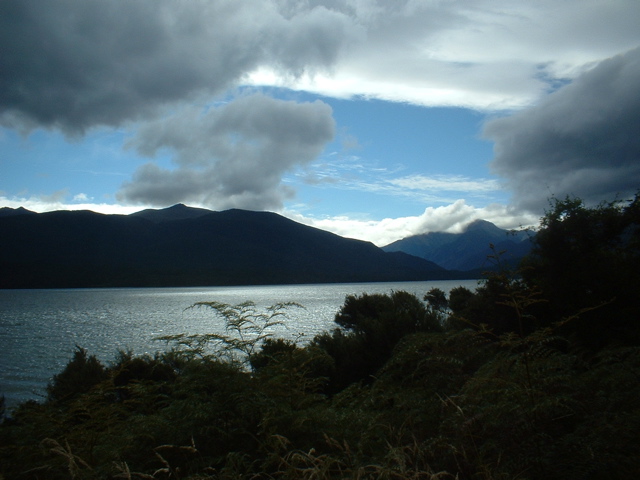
xmin=313 ymin=291 xmax=441 ymax=393
xmin=522 ymin=194 xmax=640 ymax=347
xmin=424 ymin=287 xmax=448 ymax=312
xmin=46 ymin=346 xmax=107 ymax=403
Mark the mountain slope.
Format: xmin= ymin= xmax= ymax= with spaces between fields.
xmin=0 ymin=206 xmax=450 ymax=288
xmin=383 ymin=220 xmax=533 ymax=271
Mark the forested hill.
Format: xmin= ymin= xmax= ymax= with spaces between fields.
xmin=0 ymin=204 xmax=456 ymax=288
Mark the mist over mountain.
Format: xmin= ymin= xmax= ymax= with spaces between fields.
xmin=383 ymin=219 xmax=533 ymax=272
xmin=0 ymin=205 xmax=456 ymax=289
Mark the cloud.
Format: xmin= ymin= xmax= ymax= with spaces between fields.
xmin=3 ymin=0 xmax=639 ymax=136
xmin=73 ymin=193 xmax=90 ymax=202
xmin=0 ymin=0 xmax=355 ymax=134
xmin=2 ymin=0 xmax=639 ymax=243
xmin=295 ymin=159 xmax=506 ymax=205
xmin=246 ymin=1 xmax=640 ymax=109
xmin=389 ymin=175 xmax=501 ymax=194
xmin=117 ymin=94 xmax=335 ymax=210
xmin=291 ymin=199 xmax=539 ymax=247
xmin=0 ymin=194 xmax=145 ymax=215
xmin=39 ymin=189 xmax=69 ymax=204
xmin=484 ymin=47 xmax=640 ymax=213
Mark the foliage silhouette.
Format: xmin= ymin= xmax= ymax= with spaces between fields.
xmin=157 ymin=300 xmax=302 ymax=365
xmin=522 ymin=194 xmax=640 ymax=348
xmin=46 ymin=346 xmax=107 ymax=404
xmin=312 ymin=290 xmax=442 ymax=393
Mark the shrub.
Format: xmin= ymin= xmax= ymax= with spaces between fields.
xmin=249 ymin=337 xmax=299 ymax=371
xmin=46 ymin=346 xmax=107 ymax=403
xmin=312 ymin=290 xmax=441 ymax=393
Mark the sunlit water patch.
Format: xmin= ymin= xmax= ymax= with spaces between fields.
xmin=0 ymin=280 xmax=479 ymax=410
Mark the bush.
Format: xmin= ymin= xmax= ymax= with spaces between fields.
xmin=46 ymin=346 xmax=107 ymax=403
xmin=249 ymin=337 xmax=299 ymax=371
xmin=312 ymin=290 xmax=441 ymax=393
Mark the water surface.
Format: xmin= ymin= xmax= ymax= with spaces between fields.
xmin=0 ymin=280 xmax=479 ymax=409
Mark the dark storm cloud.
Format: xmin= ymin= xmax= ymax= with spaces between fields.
xmin=0 ymin=0 xmax=354 ymax=134
xmin=485 ymin=47 xmax=640 ymax=213
xmin=117 ymin=94 xmax=335 ymax=210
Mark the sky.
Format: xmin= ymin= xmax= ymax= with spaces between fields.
xmin=1 ymin=0 xmax=639 ymax=246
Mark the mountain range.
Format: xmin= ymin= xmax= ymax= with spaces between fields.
xmin=382 ymin=219 xmax=533 ymax=272
xmin=0 ymin=204 xmax=458 ymax=289
xmin=0 ymin=205 xmax=534 ymax=288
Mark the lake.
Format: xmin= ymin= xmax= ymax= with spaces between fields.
xmin=0 ymin=280 xmax=479 ymax=410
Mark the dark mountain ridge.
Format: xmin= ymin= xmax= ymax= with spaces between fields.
xmin=0 ymin=206 xmax=455 ymax=289
xmin=0 ymin=206 xmax=37 ymax=217
xmin=383 ymin=219 xmax=533 ymax=271
xmin=130 ymin=203 xmax=212 ymax=223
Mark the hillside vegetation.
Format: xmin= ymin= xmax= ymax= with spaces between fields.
xmin=1 ymin=196 xmax=639 ymax=479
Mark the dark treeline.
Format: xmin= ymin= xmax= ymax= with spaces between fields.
xmin=2 ymin=196 xmax=640 ymax=479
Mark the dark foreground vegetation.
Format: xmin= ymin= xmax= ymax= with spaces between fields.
xmin=2 ymin=196 xmax=640 ymax=479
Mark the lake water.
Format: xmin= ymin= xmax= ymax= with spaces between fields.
xmin=0 ymin=280 xmax=479 ymax=410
